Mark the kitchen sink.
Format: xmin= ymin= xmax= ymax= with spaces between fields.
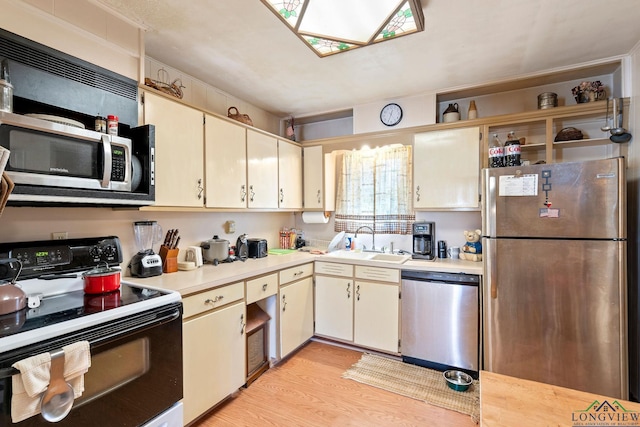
xmin=324 ymin=250 xmax=411 ymax=264
xmin=369 ymin=253 xmax=411 ymax=263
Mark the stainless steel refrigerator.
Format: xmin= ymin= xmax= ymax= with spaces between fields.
xmin=482 ymin=157 xmax=628 ymax=399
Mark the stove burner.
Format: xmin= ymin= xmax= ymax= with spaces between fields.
xmin=0 ymin=284 xmax=164 ymax=338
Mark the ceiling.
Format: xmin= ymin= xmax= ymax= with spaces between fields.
xmin=97 ymin=0 xmax=640 ymax=118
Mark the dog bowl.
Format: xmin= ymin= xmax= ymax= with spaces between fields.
xmin=443 ymin=370 xmax=473 ymax=392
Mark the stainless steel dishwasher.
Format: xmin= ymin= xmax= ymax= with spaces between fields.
xmin=401 ymin=270 xmax=480 ymax=376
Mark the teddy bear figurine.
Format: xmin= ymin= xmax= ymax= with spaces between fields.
xmin=458 ymin=229 xmax=483 ymax=262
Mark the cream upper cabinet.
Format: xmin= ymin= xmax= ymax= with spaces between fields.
xmin=413 ymin=127 xmax=480 ymax=210
xmin=204 ymin=114 xmax=247 ymax=208
xmin=278 ymin=140 xmax=303 ymax=209
xmin=247 ymin=129 xmax=278 ymax=209
xmin=303 ymin=146 xmax=335 ymax=211
xmin=141 ymin=90 xmax=204 ymax=207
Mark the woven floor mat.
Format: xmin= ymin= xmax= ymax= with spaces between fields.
xmin=342 ymin=353 xmax=479 ymax=424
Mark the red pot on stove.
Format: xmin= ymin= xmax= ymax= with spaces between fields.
xmin=82 ymin=263 xmax=121 ymax=294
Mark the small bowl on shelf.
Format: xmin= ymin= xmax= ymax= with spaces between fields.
xmin=443 ymin=370 xmax=473 ymax=392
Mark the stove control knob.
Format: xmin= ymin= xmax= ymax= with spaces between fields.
xmin=89 ymin=246 xmax=102 ymax=258
xmin=103 ymin=245 xmax=116 ymax=258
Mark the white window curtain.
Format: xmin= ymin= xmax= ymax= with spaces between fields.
xmin=335 ymin=145 xmax=414 ymax=234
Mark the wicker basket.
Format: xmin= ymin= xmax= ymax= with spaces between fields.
xmin=554 ymin=127 xmax=583 ymax=142
xmin=228 ymin=107 xmax=253 ymax=126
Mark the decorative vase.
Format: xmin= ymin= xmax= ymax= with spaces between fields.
xmin=467 ymin=100 xmax=477 ymax=119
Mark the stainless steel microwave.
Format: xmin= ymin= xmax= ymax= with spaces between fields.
xmin=0 ymin=112 xmax=155 ymax=206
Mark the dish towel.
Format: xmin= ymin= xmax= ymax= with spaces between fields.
xmin=11 ymin=341 xmax=91 ymax=423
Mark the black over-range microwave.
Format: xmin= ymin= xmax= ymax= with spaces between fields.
xmin=0 ymin=112 xmax=155 ymax=206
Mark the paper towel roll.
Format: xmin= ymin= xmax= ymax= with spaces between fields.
xmin=302 ymin=211 xmax=330 ymax=224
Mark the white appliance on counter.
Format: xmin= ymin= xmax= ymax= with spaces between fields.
xmin=483 ymin=157 xmax=627 ymax=398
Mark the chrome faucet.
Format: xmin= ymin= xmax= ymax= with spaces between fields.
xmin=354 ymin=226 xmax=376 ymax=251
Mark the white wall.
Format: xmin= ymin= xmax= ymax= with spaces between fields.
xmin=0 ymin=207 xmax=294 ymax=275
xmin=3 ymin=0 xmax=141 ymax=80
xmin=353 ymin=93 xmax=437 ymax=134
xmin=294 ymin=210 xmax=482 ymax=254
xmin=145 ymin=57 xmax=281 ymax=135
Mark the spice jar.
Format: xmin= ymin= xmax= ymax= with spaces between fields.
xmin=94 ymin=116 xmax=107 ymax=133
xmin=107 ymin=115 xmax=118 ymax=135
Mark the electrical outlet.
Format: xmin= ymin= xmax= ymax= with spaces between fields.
xmin=52 ymin=232 xmax=68 ymax=240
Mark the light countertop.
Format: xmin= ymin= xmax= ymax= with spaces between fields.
xmin=123 ymin=252 xmax=482 ymax=296
xmin=480 ymin=371 xmax=640 ymax=426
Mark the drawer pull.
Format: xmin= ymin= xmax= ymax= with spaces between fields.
xmin=293 ymin=270 xmax=304 ymax=277
xmin=205 ymin=295 xmax=224 ymax=304
xmin=262 ymin=283 xmax=268 ymax=291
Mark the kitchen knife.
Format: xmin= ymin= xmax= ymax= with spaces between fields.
xmin=163 ymin=229 xmax=173 ymax=246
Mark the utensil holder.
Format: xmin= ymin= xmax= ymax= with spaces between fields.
xmin=159 ymin=245 xmax=179 ymax=273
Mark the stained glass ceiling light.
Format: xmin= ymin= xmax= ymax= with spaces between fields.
xmin=260 ymin=0 xmax=424 ymax=57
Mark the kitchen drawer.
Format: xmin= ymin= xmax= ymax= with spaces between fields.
xmin=355 ymin=265 xmax=399 ymax=283
xmin=182 ymin=281 xmax=244 ymax=319
xmin=280 ymin=263 xmax=314 ymax=285
xmin=314 ymin=262 xmax=353 ymax=277
xmin=246 ymin=273 xmax=278 ymax=304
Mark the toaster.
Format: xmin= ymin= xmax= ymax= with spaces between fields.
xmin=247 ymin=238 xmax=268 ymax=258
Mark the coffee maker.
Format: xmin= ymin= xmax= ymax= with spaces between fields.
xmin=412 ymin=221 xmax=436 ymax=260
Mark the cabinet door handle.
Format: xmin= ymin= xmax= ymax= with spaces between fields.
xmin=262 ymin=283 xmax=268 ymax=291
xmin=240 ymin=184 xmax=246 ymax=202
xmin=249 ymin=185 xmax=255 ymax=202
xmin=317 ymin=189 xmax=321 ymax=204
xmin=240 ymin=313 xmax=246 ymax=335
xmin=416 ymin=185 xmax=420 ymax=202
xmin=205 ymin=295 xmax=224 ymax=304
xmin=280 ymin=188 xmax=284 ymax=203
xmin=282 ymin=294 xmax=287 ymax=312
xmin=356 ymin=284 xmax=360 ymax=301
xmin=346 ymin=282 xmax=351 ymax=299
xmin=197 ymin=179 xmax=204 ymax=200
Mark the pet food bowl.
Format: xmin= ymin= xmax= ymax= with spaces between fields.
xmin=443 ymin=370 xmax=473 ymax=392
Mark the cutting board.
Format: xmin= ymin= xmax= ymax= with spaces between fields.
xmin=267 ymin=249 xmax=297 ymax=255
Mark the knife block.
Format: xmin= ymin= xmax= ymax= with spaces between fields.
xmin=159 ymin=245 xmax=179 ymax=273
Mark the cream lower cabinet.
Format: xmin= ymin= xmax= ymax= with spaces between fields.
xmin=279 ymin=263 xmax=314 ymax=358
xmin=141 ymin=90 xmax=205 ymax=207
xmin=182 ymin=283 xmax=246 ymax=425
xmin=413 ymin=126 xmax=480 ymax=210
xmin=315 ymin=262 xmax=400 ymax=353
xmin=353 ymin=266 xmax=400 ymax=353
xmin=314 ymin=262 xmax=354 ymax=341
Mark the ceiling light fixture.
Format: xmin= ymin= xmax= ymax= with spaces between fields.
xmin=260 ymin=0 xmax=424 ymax=57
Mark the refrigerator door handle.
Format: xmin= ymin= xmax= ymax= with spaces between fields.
xmin=486 ymin=238 xmax=498 ymax=299
xmin=482 ymin=173 xmax=497 ymax=237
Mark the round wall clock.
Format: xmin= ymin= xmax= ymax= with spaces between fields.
xmin=380 ymin=103 xmax=403 ymax=126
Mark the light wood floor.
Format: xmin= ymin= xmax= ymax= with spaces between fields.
xmin=192 ymin=341 xmax=476 ymax=427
